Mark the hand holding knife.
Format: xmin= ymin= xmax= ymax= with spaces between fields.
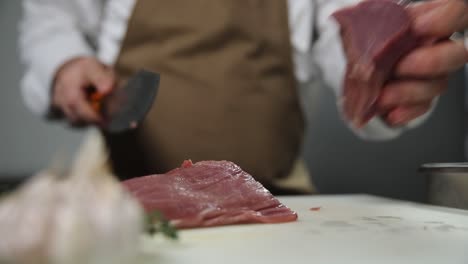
xmin=52 ymin=57 xmax=159 ymax=133
xmin=86 ymin=69 xmax=160 ymax=133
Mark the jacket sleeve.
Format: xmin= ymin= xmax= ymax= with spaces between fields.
xmin=311 ymin=0 xmax=436 ymax=141
xmin=19 ymin=0 xmax=105 ymax=116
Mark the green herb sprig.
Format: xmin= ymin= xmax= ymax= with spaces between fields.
xmin=145 ymin=211 xmax=178 ymax=240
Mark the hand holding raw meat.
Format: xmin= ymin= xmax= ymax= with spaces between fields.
xmin=409 ymin=0 xmax=468 ymax=38
xmin=333 ymin=0 xmax=419 ymax=128
xmin=333 ymin=0 xmax=467 ymax=127
xmin=377 ymin=0 xmax=468 ymax=125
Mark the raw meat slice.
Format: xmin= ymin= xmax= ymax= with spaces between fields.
xmin=332 ymin=0 xmax=419 ymax=127
xmin=122 ymin=160 xmax=298 ymax=228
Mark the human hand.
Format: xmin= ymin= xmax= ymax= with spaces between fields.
xmin=408 ymin=0 xmax=468 ymax=38
xmin=52 ymin=57 xmax=116 ymax=126
xmin=376 ymin=0 xmax=468 ymax=126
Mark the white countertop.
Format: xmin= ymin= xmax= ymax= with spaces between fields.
xmin=138 ymin=194 xmax=468 ymax=264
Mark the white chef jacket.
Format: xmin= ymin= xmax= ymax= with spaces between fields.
xmin=18 ymin=0 xmax=434 ymax=140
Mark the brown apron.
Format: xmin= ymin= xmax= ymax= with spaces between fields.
xmin=105 ymin=0 xmax=311 ymax=194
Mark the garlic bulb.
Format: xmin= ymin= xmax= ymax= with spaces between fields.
xmin=0 ymin=130 xmax=144 ymax=264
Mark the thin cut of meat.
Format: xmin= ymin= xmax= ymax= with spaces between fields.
xmin=332 ymin=0 xmax=419 ymax=127
xmin=122 ymin=160 xmax=298 ymax=228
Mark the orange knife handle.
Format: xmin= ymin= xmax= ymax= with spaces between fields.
xmin=86 ymin=88 xmax=105 ymax=113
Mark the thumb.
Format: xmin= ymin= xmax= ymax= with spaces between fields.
xmin=409 ymin=0 xmax=468 ymax=38
xmin=84 ymin=62 xmax=116 ymax=95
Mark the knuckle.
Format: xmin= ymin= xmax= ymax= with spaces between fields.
xmin=80 ymin=57 xmax=95 ymax=67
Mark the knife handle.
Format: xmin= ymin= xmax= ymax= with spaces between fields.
xmin=85 ymin=86 xmax=105 ymax=113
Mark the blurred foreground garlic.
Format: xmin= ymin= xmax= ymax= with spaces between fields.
xmin=0 ymin=130 xmax=144 ymax=264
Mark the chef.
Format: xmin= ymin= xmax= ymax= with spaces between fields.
xmin=19 ymin=0 xmax=468 ymax=194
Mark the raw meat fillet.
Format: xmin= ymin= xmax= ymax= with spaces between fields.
xmin=333 ymin=0 xmax=419 ymax=127
xmin=122 ymin=160 xmax=298 ymax=228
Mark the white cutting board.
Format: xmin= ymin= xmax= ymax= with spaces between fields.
xmin=138 ymin=195 xmax=468 ymax=264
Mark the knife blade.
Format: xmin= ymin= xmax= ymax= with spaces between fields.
xmin=89 ymin=69 xmax=160 ymax=133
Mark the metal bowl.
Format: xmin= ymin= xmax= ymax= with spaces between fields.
xmin=420 ymin=163 xmax=468 ymax=210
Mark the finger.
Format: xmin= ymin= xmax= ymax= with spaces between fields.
xmin=385 ymin=103 xmax=432 ymax=126
xmin=60 ymin=83 xmax=97 ymax=124
xmin=378 ymin=77 xmax=447 ymax=109
xmin=83 ymin=61 xmax=116 ymax=95
xmin=396 ymin=39 xmax=468 ymax=78
xmin=62 ymin=105 xmax=79 ymax=124
xmin=409 ymin=0 xmax=468 ymax=38
xmin=53 ymin=82 xmax=80 ymax=122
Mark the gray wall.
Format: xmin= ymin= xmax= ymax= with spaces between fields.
xmin=0 ymin=1 xmax=466 ymax=202
xmin=0 ymin=1 xmax=84 ymax=177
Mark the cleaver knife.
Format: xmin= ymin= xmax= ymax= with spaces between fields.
xmin=88 ymin=69 xmax=160 ymax=133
